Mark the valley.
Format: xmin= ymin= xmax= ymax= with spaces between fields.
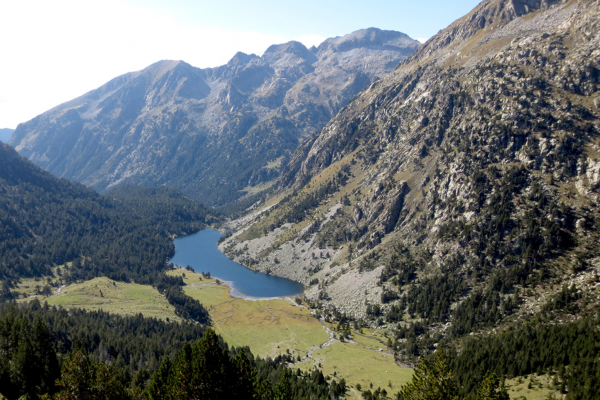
xmin=21 ymin=267 xmax=413 ymax=399
xmin=1 ymin=0 xmax=600 ymax=398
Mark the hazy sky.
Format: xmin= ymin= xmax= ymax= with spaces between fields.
xmin=0 ymin=0 xmax=482 ymax=129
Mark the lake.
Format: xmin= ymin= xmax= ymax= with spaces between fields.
xmin=170 ymin=228 xmax=304 ymax=298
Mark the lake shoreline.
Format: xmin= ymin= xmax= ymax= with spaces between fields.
xmin=170 ymin=228 xmax=304 ymax=298
xmin=187 ymin=274 xmax=301 ymax=302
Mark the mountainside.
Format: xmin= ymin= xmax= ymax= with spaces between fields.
xmin=0 ymin=128 xmax=13 ymax=143
xmin=10 ymin=29 xmax=420 ymax=206
xmin=220 ymin=0 xmax=600 ymax=362
xmin=0 ymin=141 xmax=211 ymax=287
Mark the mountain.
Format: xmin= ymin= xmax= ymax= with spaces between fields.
xmin=0 ymin=128 xmax=13 ymax=143
xmin=0 ymin=140 xmax=210 ymax=286
xmin=220 ymin=0 xmax=600 ymax=364
xmin=10 ymin=28 xmax=420 ymax=206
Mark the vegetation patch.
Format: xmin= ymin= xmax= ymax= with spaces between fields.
xmin=22 ymin=277 xmax=182 ymax=322
xmin=182 ymin=282 xmax=329 ymax=359
xmin=504 ymin=374 xmax=562 ymax=400
xmin=294 ymin=341 xmax=413 ymax=394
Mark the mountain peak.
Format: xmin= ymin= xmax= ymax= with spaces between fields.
xmin=262 ymin=40 xmax=318 ymax=64
xmin=140 ymin=59 xmax=187 ymax=75
xmin=263 ymin=41 xmax=317 ymax=64
xmin=317 ymin=27 xmax=420 ymax=55
xmin=404 ymin=0 xmax=567 ymax=66
xmin=227 ymin=52 xmax=260 ymax=67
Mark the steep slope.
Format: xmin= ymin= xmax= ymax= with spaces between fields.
xmin=0 ymin=141 xmax=210 ymax=287
xmin=10 ymin=29 xmax=420 ymax=206
xmin=0 ymin=128 xmax=13 ymax=143
xmin=220 ymin=0 xmax=600 ymax=360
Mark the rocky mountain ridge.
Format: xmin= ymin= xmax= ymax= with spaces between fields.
xmin=219 ymin=0 xmax=600 ymax=360
xmin=10 ymin=28 xmax=420 ymax=206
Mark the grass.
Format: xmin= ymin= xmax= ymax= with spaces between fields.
xmin=14 ymin=264 xmax=70 ymax=297
xmin=169 ymin=268 xmax=330 ymax=359
xmin=26 ymin=268 xmax=413 ymax=393
xmin=294 ymin=340 xmax=413 ymax=399
xmin=21 ymin=277 xmax=182 ymax=322
xmin=351 ymin=329 xmax=390 ymax=351
xmin=182 ymin=285 xmax=330 ymax=359
xmin=505 ymin=374 xmax=564 ymax=400
xmin=170 ymin=268 xmax=413 ymax=391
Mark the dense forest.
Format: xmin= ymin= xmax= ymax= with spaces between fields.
xmin=0 ymin=141 xmax=212 ymax=283
xmin=0 ymin=301 xmax=346 ymax=400
xmin=0 ymin=301 xmax=526 ymax=400
xmin=448 ymin=313 xmax=600 ymax=399
xmin=0 ymin=142 xmax=214 ymax=322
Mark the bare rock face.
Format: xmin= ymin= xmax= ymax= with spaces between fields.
xmin=10 ymin=28 xmax=420 ymax=206
xmin=224 ymin=0 xmax=600 ymax=344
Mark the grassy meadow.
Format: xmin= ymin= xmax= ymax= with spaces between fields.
xmin=20 ymin=276 xmax=182 ymax=322
xmin=24 ymin=268 xmax=416 ymax=395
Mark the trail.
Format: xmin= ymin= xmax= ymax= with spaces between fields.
xmin=288 ymin=318 xmax=393 ymax=366
xmin=53 ymin=285 xmax=66 ymax=295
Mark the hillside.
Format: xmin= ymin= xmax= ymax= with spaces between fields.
xmin=9 ymin=29 xmax=420 ymax=206
xmin=220 ymin=0 xmax=600 ymax=374
xmin=0 ymin=141 xmax=212 ymax=293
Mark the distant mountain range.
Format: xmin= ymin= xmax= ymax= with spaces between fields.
xmin=0 ymin=128 xmax=13 ymax=143
xmin=10 ymin=28 xmax=420 ymax=206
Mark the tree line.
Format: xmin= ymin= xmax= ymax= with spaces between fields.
xmin=0 ymin=301 xmax=345 ymax=400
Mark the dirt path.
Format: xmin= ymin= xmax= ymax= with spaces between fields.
xmin=53 ymin=285 xmax=66 ymax=295
xmin=288 ymin=318 xmax=393 ymax=366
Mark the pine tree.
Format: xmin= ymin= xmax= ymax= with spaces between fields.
xmin=146 ymin=357 xmax=172 ymax=400
xmin=475 ymin=373 xmax=509 ymax=400
xmin=53 ymin=344 xmax=130 ymax=400
xmin=396 ymin=348 xmax=458 ymax=400
xmin=53 ymin=346 xmax=96 ymax=400
xmin=233 ymin=349 xmax=258 ymax=398
xmin=274 ymin=368 xmax=292 ymax=400
xmin=189 ymin=328 xmax=234 ymax=399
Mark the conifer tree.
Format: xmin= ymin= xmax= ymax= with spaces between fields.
xmin=396 ymin=348 xmax=458 ymax=400
xmin=145 ymin=357 xmax=172 ymax=400
xmin=189 ymin=328 xmax=233 ymax=399
xmin=475 ymin=373 xmax=509 ymax=400
xmin=53 ymin=344 xmax=130 ymax=400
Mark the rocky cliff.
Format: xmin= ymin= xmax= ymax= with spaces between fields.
xmin=220 ymin=0 xmax=600 ymax=361
xmin=10 ymin=29 xmax=420 ymax=206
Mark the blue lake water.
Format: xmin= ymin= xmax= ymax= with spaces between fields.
xmin=170 ymin=228 xmax=304 ymax=298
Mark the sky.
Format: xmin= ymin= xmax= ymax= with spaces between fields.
xmin=0 ymin=0 xmax=482 ymax=130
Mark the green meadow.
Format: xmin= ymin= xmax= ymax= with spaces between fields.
xmin=22 ymin=276 xmax=182 ymax=322
xmin=27 ymin=269 xmax=415 ymax=395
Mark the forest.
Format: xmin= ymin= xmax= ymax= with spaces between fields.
xmin=0 ymin=301 xmax=345 ymax=400
xmin=0 ymin=142 xmax=215 ymax=322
